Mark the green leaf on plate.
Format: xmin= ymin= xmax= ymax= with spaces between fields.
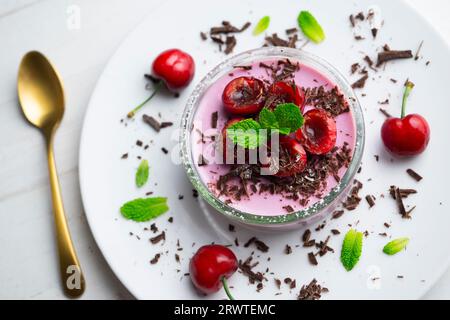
xmin=120 ymin=197 xmax=169 ymax=222
xmin=297 ymin=11 xmax=325 ymax=43
xmin=341 ymin=229 xmax=363 ymax=271
xmin=135 ymin=159 xmax=149 ymax=188
xmin=383 ymin=237 xmax=410 ymax=255
xmin=253 ymin=16 xmax=270 ymax=36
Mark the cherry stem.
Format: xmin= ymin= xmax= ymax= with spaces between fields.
xmin=127 ymin=81 xmax=163 ymax=118
xmin=221 ymin=277 xmax=235 ymax=300
xmin=401 ymin=81 xmax=415 ymax=119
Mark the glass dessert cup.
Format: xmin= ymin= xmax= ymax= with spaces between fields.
xmin=181 ymin=47 xmax=365 ymax=230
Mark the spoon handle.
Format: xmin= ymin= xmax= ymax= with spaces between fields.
xmin=45 ymin=132 xmax=85 ymax=298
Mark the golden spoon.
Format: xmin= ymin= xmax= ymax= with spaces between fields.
xmin=17 ymin=51 xmax=85 ymax=298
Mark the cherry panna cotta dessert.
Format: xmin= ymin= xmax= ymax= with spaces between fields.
xmin=190 ymin=57 xmax=357 ymax=217
xmin=222 ymin=76 xmax=266 ymax=115
xmin=381 ymin=81 xmax=430 ymax=156
xmin=296 ymin=109 xmax=337 ymax=155
xmin=189 ymin=245 xmax=238 ymax=299
xmin=127 ymin=48 xmax=195 ymax=118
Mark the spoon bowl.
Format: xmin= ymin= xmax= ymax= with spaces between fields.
xmin=18 ymin=51 xmax=65 ymax=131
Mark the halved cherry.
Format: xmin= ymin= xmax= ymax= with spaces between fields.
xmin=221 ymin=117 xmax=245 ymax=163
xmin=222 ymin=77 xmax=265 ymax=115
xmin=274 ymin=136 xmax=307 ymax=177
xmin=295 ymin=109 xmax=337 ymax=155
xmin=266 ymin=81 xmax=305 ymax=111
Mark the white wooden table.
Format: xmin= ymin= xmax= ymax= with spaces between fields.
xmin=0 ymin=0 xmax=449 ymax=300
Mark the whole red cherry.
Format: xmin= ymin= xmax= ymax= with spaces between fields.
xmin=127 ymin=48 xmax=195 ymax=118
xmin=222 ymin=77 xmax=266 ymax=115
xmin=189 ymin=245 xmax=238 ymax=299
xmin=266 ymin=81 xmax=305 ymax=111
xmin=381 ymin=81 xmax=430 ymax=156
xmin=152 ymin=48 xmax=195 ymax=90
xmin=275 ymin=136 xmax=307 ymax=177
xmin=295 ymin=109 xmax=337 ymax=155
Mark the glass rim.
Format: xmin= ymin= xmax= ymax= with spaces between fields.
xmin=180 ymin=47 xmax=365 ymax=226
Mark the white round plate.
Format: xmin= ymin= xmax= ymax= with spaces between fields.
xmin=79 ymin=0 xmax=450 ymax=299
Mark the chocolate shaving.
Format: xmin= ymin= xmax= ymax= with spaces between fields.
xmin=265 ymin=33 xmax=290 ymax=47
xmin=343 ymin=180 xmax=363 ymax=210
xmin=351 ymin=74 xmax=369 ymax=89
xmin=379 ymin=108 xmax=392 ymax=118
xmin=308 ymin=252 xmax=318 ymax=266
xmin=394 ymin=187 xmax=410 ymax=219
xmin=285 ymin=245 xmax=292 ymax=255
xmin=376 ymin=50 xmax=413 ymax=67
xmin=331 ymin=229 xmax=340 ymax=235
xmin=224 ymin=36 xmax=237 ymax=55
xmin=150 ymin=253 xmax=161 ymax=264
xmin=150 ymin=231 xmax=165 ymax=244
xmin=283 ymin=205 xmax=294 ymax=213
xmin=331 ymin=210 xmax=345 ymax=219
xmin=365 ymin=195 xmax=376 ymax=208
xmin=161 ymin=147 xmax=168 ymax=154
xmin=298 ymin=279 xmax=327 ymax=300
xmin=239 ymin=257 xmax=264 ymax=283
xmin=121 ymin=153 xmax=128 ymax=159
xmin=302 ymin=229 xmax=311 ymax=242
xmin=143 ymin=114 xmax=161 ymax=132
xmin=244 ymin=237 xmax=269 ymax=253
xmin=160 ymin=122 xmax=173 ymax=128
xmin=406 ymin=169 xmax=423 ymax=182
xmin=200 ymin=32 xmax=207 ymax=41
xmin=304 ymin=86 xmax=349 ymax=116
xmin=414 ymin=41 xmax=424 ymax=61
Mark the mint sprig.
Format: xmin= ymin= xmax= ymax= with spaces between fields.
xmin=341 ymin=229 xmax=363 ymax=271
xmin=120 ymin=197 xmax=169 ymax=222
xmin=227 ymin=103 xmax=304 ymax=149
xmin=298 ymin=11 xmax=325 ymax=44
xmin=227 ymin=119 xmax=266 ymax=149
xmin=253 ymin=16 xmax=270 ymax=36
xmin=383 ymin=237 xmax=409 ymax=255
xmin=136 ymin=159 xmax=149 ymax=188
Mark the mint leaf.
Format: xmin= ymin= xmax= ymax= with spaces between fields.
xmin=227 ymin=119 xmax=266 ymax=149
xmin=273 ymin=103 xmax=304 ymax=133
xmin=259 ymin=107 xmax=279 ymax=130
xmin=341 ymin=229 xmax=363 ymax=271
xmin=298 ymin=11 xmax=325 ymax=44
xmin=383 ymin=237 xmax=409 ymax=255
xmin=120 ymin=197 xmax=169 ymax=222
xmin=253 ymin=16 xmax=270 ymax=36
xmin=135 ymin=159 xmax=149 ymax=188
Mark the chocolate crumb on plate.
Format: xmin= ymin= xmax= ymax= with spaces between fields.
xmin=376 ymin=50 xmax=413 ymax=67
xmin=150 ymin=231 xmax=166 ymax=244
xmin=228 ymin=224 xmax=235 ymax=232
xmin=351 ymin=74 xmax=369 ymax=89
xmin=142 ymin=114 xmax=161 ymax=132
xmin=161 ymin=147 xmax=168 ymax=154
xmin=302 ymin=229 xmax=311 ymax=242
xmin=406 ymin=169 xmax=423 ymax=182
xmin=274 ymin=278 xmax=281 ymax=290
xmin=308 ymin=252 xmax=318 ymax=266
xmin=224 ymin=36 xmax=237 ymax=55
xmin=200 ymin=32 xmax=207 ymax=40
xmin=331 ymin=210 xmax=345 ymax=219
xmin=366 ymin=195 xmax=376 ymax=208
xmin=121 ymin=153 xmax=128 ymax=159
xmin=285 ymin=244 xmax=292 ymax=255
xmin=380 ymin=108 xmax=392 ymax=118
xmin=160 ymin=121 xmax=173 ymax=128
xmin=150 ymin=253 xmax=161 ymax=265
xmin=331 ymin=229 xmax=340 ymax=235
xmin=298 ymin=279 xmax=327 ymax=300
